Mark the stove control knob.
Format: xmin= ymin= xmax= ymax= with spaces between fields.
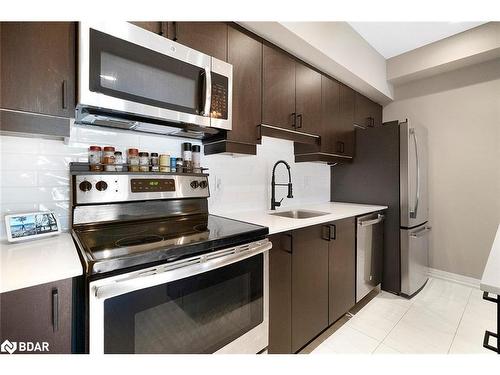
xmin=199 ymin=180 xmax=208 ymax=189
xmin=96 ymin=181 xmax=108 ymax=191
xmin=79 ymin=180 xmax=92 ymax=192
xmin=190 ymin=180 xmax=200 ymax=189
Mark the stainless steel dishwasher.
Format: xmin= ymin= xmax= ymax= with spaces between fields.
xmin=356 ymin=212 xmax=385 ymax=302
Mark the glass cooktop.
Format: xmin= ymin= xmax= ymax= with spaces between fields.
xmin=73 ymin=214 xmax=268 ymax=275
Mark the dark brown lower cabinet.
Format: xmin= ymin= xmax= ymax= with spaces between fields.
xmin=269 ymin=219 xmax=356 ymax=353
xmin=0 ymin=278 xmax=73 ymax=354
xmin=328 ymin=217 xmax=356 ymax=324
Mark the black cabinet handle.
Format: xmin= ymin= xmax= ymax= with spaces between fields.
xmin=282 ymin=233 xmax=293 ymax=254
xmin=291 ymin=112 xmax=297 ymax=128
xmin=52 ymin=288 xmax=59 ymax=332
xmin=329 ymin=224 xmax=336 ymax=240
xmin=336 ymin=141 xmax=345 ymax=154
xmin=62 ymin=80 xmax=68 ymax=110
xmin=297 ymin=114 xmax=303 ymax=129
xmin=322 ymin=225 xmax=331 ymax=241
xmin=173 ymin=22 xmax=178 ymax=41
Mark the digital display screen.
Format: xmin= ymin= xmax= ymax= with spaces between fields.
xmin=8 ymin=213 xmax=59 ymax=239
xmin=131 ymin=179 xmax=176 ymax=193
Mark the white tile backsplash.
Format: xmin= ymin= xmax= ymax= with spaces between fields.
xmin=0 ymin=126 xmax=331 ymax=240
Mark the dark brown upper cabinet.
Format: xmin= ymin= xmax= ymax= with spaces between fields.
xmin=0 ymin=278 xmax=73 ymax=354
xmin=295 ymin=63 xmax=322 ymax=134
xmin=291 ymin=225 xmax=329 ymax=353
xmin=354 ymin=92 xmax=382 ymax=128
xmin=328 ymin=217 xmax=356 ymax=325
xmin=0 ymin=22 xmax=76 ymax=122
xmin=129 ymin=21 xmax=164 ymax=35
xmin=167 ymin=22 xmax=228 ymax=61
xmin=262 ymin=44 xmax=296 ymax=130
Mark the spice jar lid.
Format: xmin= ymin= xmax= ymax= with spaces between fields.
xmin=103 ymin=146 xmax=115 ymax=152
xmin=89 ymin=146 xmax=102 ymax=151
xmin=182 ymin=143 xmax=192 ymax=151
xmin=128 ymin=148 xmax=139 ymax=155
xmin=151 ymin=152 xmax=158 ymax=157
xmin=139 ymin=152 xmax=149 ymax=157
xmin=114 ymin=151 xmax=122 ymax=155
xmin=176 ymin=157 xmax=183 ymax=162
xmin=191 ymin=145 xmax=201 ymax=152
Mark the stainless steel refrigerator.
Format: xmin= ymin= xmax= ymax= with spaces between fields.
xmin=331 ymin=120 xmax=430 ymax=297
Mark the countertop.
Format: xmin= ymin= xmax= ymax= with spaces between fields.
xmin=212 ymin=202 xmax=388 ymax=235
xmin=480 ymin=224 xmax=500 ymax=295
xmin=0 ymin=233 xmax=83 ymax=293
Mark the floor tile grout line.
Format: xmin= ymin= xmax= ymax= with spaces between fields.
xmin=447 ymin=286 xmax=473 ymax=354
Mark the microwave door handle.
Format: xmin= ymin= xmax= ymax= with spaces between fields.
xmin=202 ymin=67 xmax=211 ymax=116
xmin=410 ymin=128 xmax=420 ymax=219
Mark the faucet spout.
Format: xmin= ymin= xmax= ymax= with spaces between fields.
xmin=271 ymin=160 xmax=293 ymax=210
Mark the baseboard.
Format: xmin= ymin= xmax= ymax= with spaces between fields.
xmin=428 ymin=267 xmax=480 ymax=289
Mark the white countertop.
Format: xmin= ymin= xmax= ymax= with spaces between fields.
xmin=480 ymin=224 xmax=500 ymax=295
xmin=213 ymin=202 xmax=388 ymax=235
xmin=0 ymin=233 xmax=83 ymax=293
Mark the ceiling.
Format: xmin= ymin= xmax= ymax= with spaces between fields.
xmin=348 ymin=22 xmax=487 ymax=59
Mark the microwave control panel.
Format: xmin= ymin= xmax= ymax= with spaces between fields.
xmin=210 ymin=72 xmax=228 ymax=120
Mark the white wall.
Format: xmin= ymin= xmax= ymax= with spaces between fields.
xmin=205 ymin=136 xmax=331 ymax=214
xmin=384 ymin=63 xmax=500 ymax=279
xmin=0 ymin=128 xmax=331 ymax=239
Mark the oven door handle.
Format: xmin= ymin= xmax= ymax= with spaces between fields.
xmin=92 ymin=240 xmax=271 ymax=300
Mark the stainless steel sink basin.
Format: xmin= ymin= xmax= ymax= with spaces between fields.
xmin=269 ymin=209 xmax=330 ymax=219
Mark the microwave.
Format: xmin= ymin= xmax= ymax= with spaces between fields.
xmin=76 ymin=22 xmax=232 ymax=138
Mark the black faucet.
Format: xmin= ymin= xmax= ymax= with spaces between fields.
xmin=271 ymin=160 xmax=293 ymax=210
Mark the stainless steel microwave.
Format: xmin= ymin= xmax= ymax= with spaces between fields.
xmin=76 ymin=22 xmax=232 ymax=138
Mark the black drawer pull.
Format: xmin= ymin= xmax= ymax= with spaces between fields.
xmin=62 ymin=80 xmax=68 ymax=110
xmin=329 ymin=224 xmax=336 ymax=240
xmin=322 ymin=225 xmax=331 ymax=241
xmin=297 ymin=114 xmax=303 ymax=129
xmin=291 ymin=112 xmax=297 ymax=128
xmin=52 ymin=288 xmax=59 ymax=332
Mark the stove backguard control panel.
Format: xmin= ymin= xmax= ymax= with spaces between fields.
xmin=74 ymin=174 xmax=209 ymax=204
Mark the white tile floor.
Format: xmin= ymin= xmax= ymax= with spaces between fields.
xmin=308 ymin=278 xmax=497 ymax=354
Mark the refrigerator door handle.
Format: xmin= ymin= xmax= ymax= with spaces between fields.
xmin=410 ymin=226 xmax=432 ymax=238
xmin=409 ymin=128 xmax=420 ymax=219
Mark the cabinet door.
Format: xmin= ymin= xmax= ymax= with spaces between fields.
xmin=262 ymin=45 xmax=296 ymax=130
xmin=268 ymin=233 xmax=292 ymax=354
xmin=320 ymin=75 xmax=340 ymax=153
xmin=354 ymin=92 xmax=382 ymax=128
xmin=328 ymin=217 xmax=356 ymax=325
xmin=0 ymin=22 xmax=76 ymax=118
xmin=129 ymin=21 xmax=163 ymax=35
xmin=0 ymin=278 xmax=73 ymax=354
xmin=295 ymin=63 xmax=321 ymax=134
xmin=226 ymin=26 xmax=261 ymax=145
xmin=337 ymin=84 xmax=356 ymax=157
xmin=291 ymin=225 xmax=329 ymax=352
xmin=169 ymin=22 xmax=227 ymax=61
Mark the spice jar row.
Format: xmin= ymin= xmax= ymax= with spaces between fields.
xmin=87 ymin=143 xmax=203 ymax=174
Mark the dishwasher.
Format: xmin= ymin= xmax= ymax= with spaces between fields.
xmin=356 ymin=212 xmax=385 ymax=302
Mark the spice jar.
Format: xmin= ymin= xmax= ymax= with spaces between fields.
xmin=139 ymin=152 xmax=150 ymax=172
xmin=128 ymin=148 xmax=140 ymax=172
xmin=159 ymin=154 xmax=170 ymax=173
xmin=170 ymin=157 xmax=177 ymax=173
xmin=150 ymin=153 xmax=160 ymax=172
xmin=182 ymin=143 xmax=192 ymax=173
xmin=192 ymin=145 xmax=201 ymax=173
xmin=114 ymin=151 xmax=123 ymax=172
xmin=103 ymin=146 xmax=116 ymax=172
xmin=176 ymin=157 xmax=184 ymax=173
xmin=88 ymin=146 xmax=102 ymax=171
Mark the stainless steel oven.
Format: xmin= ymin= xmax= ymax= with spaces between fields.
xmin=76 ymin=22 xmax=232 ymax=137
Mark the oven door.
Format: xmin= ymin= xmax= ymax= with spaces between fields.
xmin=89 ymin=240 xmax=270 ymax=354
xmin=79 ymin=22 xmax=215 ymax=128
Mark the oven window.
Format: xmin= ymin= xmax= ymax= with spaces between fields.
xmin=103 ymin=254 xmax=264 ymax=353
xmin=89 ymin=29 xmax=205 ymax=115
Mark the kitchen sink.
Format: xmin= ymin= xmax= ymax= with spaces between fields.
xmin=269 ymin=210 xmax=330 ymax=219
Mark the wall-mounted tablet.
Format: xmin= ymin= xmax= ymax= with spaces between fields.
xmin=5 ymin=212 xmax=61 ymax=243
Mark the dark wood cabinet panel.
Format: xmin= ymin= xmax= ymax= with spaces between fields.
xmin=295 ymin=63 xmax=321 ymax=134
xmin=0 ymin=278 xmax=73 ymax=354
xmin=226 ymin=26 xmax=261 ymax=145
xmin=268 ymin=233 xmax=292 ymax=354
xmin=129 ymin=21 xmax=163 ymax=35
xmin=354 ymin=92 xmax=382 ymax=128
xmin=337 ymin=84 xmax=356 ymax=157
xmin=291 ymin=225 xmax=329 ymax=352
xmin=328 ymin=217 xmax=356 ymax=325
xmin=168 ymin=22 xmax=228 ymax=61
xmin=0 ymin=22 xmax=76 ymax=118
xmin=320 ymin=76 xmax=341 ymax=153
xmin=262 ymin=45 xmax=296 ymax=130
